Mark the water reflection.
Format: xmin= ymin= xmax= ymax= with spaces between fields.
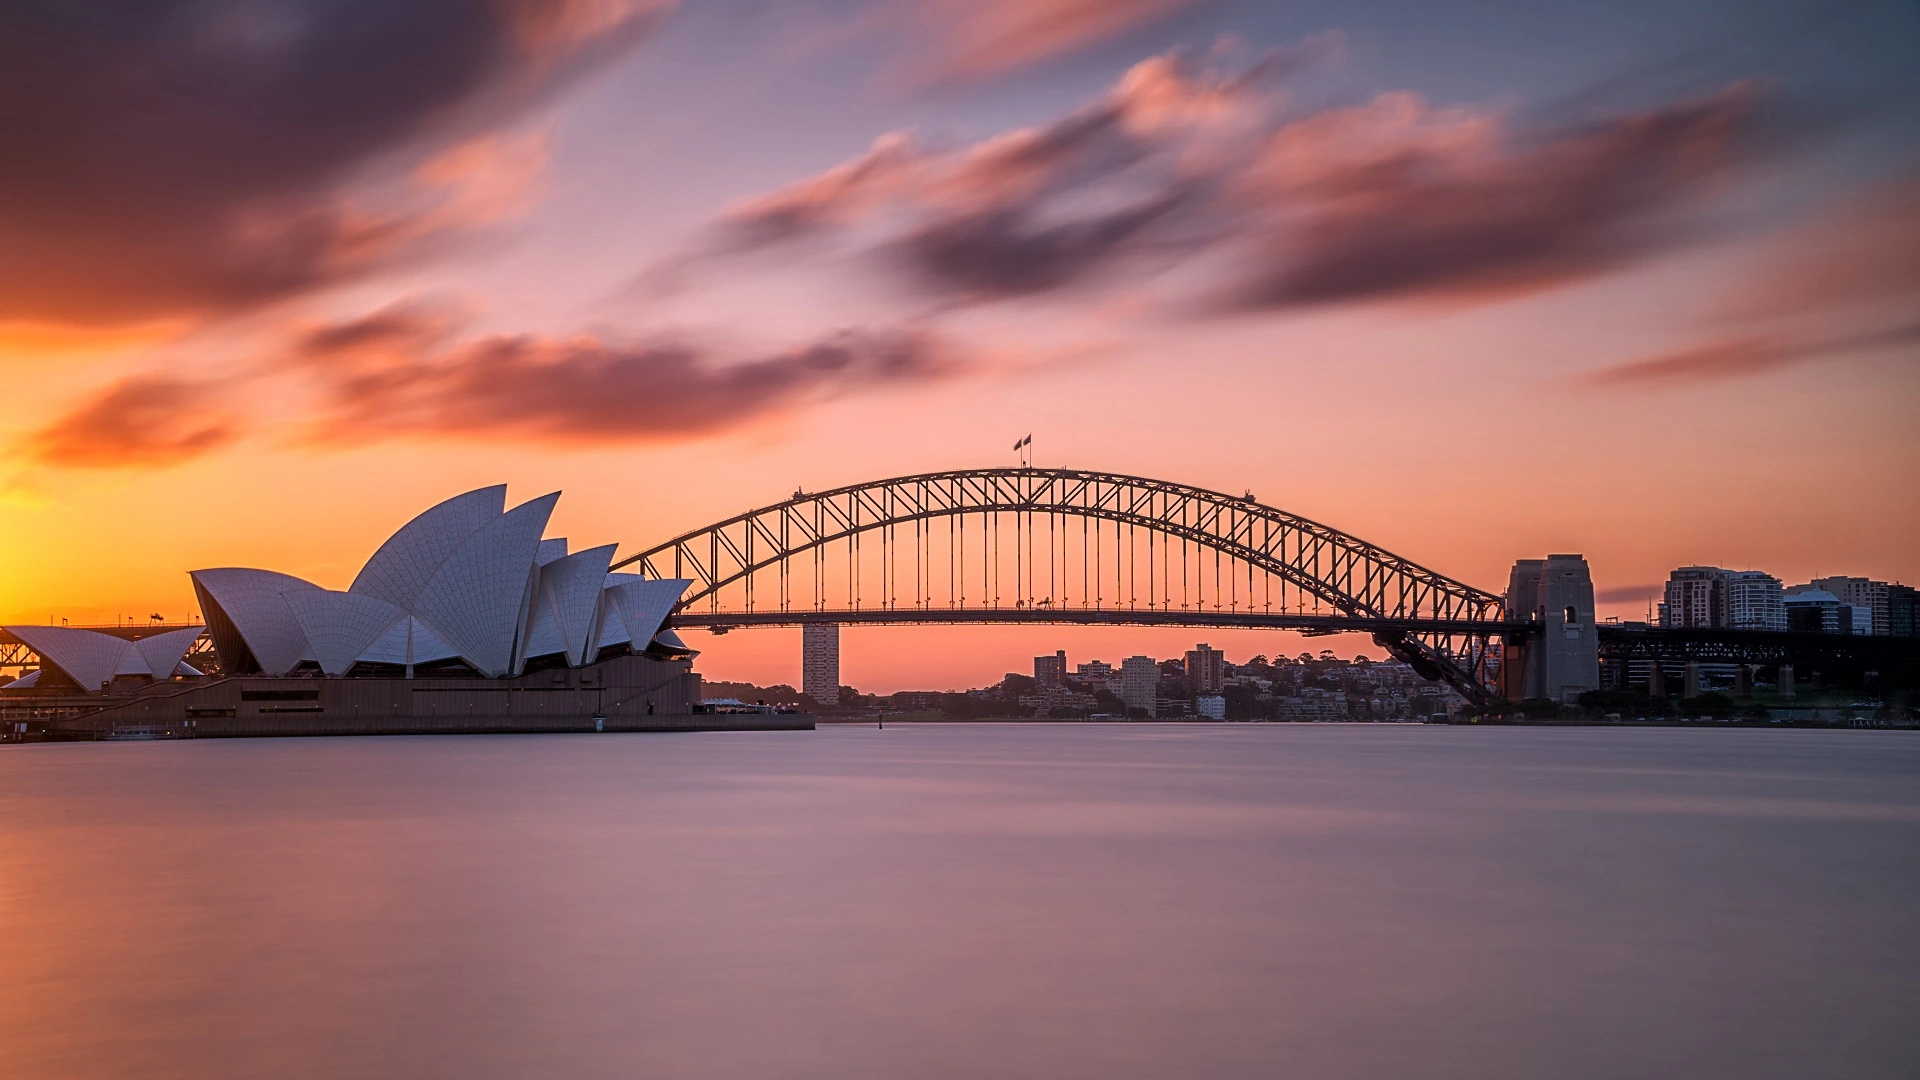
xmin=2 ymin=727 xmax=1916 ymax=1079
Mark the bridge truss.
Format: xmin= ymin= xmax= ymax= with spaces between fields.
xmin=613 ymin=468 xmax=1511 ymax=704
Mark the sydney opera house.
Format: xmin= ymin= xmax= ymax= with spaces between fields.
xmin=2 ymin=487 xmax=803 ymax=737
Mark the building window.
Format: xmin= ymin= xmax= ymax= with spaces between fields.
xmin=1564 ymin=606 xmax=1578 ymax=625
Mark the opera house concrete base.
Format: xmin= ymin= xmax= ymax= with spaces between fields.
xmin=46 ymin=655 xmax=813 ymax=739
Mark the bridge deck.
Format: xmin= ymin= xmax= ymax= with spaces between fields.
xmin=669 ymin=609 xmax=1518 ymax=636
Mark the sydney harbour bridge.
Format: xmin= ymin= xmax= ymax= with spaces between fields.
xmin=611 ymin=467 xmax=1512 ymax=704
xmin=5 ymin=466 xmax=1913 ymax=712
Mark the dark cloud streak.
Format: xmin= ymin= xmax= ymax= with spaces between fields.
xmin=292 ymin=308 xmax=957 ymax=445
xmin=0 ymin=0 xmax=665 ymax=326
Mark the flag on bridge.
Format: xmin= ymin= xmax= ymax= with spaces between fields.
xmin=1013 ymin=434 xmax=1031 ymax=450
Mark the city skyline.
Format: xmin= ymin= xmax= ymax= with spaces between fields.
xmin=2 ymin=1 xmax=1916 ymax=695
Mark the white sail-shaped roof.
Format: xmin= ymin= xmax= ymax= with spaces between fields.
xmin=604 ymin=578 xmax=692 ymax=654
xmin=131 ymin=626 xmax=206 ymax=682
xmin=536 ymin=538 xmax=569 ymax=566
xmin=522 ymin=601 xmax=566 ymax=661
xmin=190 ymin=568 xmax=321 ymax=675
xmin=1 ymin=670 xmax=41 ymax=690
xmin=532 ymin=544 xmax=617 ymax=667
xmin=350 ymin=485 xmax=506 ymax=611
xmin=414 ymin=492 xmax=558 ymax=677
xmin=593 ymin=572 xmax=642 ymax=649
xmin=594 ymin=604 xmax=630 ymax=650
xmin=356 ymin=615 xmax=460 ymax=666
xmin=283 ymin=590 xmax=406 ymax=676
xmin=4 ymin=625 xmax=135 ymax=690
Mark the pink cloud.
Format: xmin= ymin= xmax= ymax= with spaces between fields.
xmin=920 ymin=0 xmax=1206 ymax=82
xmin=23 ymin=376 xmax=236 ymax=469
xmin=673 ymin=46 xmax=1766 ymax=313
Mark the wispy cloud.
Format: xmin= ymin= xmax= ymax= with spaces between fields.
xmin=916 ymin=0 xmax=1210 ymax=83
xmin=1581 ymin=319 xmax=1920 ymax=387
xmin=22 ymin=376 xmax=236 ymax=469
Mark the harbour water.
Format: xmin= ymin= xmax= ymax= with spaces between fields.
xmin=2 ymin=726 xmax=1916 ymax=1079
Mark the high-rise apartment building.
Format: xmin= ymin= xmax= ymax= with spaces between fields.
xmin=1120 ymin=655 xmax=1158 ymax=716
xmin=1724 ymin=571 xmax=1786 ymax=631
xmin=1808 ymin=576 xmax=1890 ymax=635
xmin=1185 ymin=643 xmax=1225 ymax=695
xmin=801 ymin=623 xmax=840 ymax=706
xmin=1034 ymin=650 xmax=1067 ymax=688
xmin=1662 ymin=567 xmax=1727 ymax=628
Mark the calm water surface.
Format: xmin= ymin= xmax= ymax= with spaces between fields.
xmin=2 ymin=725 xmax=1916 ymax=1079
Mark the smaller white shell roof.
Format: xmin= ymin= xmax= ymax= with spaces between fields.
xmin=284 ymin=590 xmax=405 ymax=676
xmin=191 ymin=568 xmax=321 ymax=675
xmin=3 ymin=625 xmax=134 ymax=690
xmin=604 ymin=578 xmax=691 ymax=655
xmin=131 ymin=626 xmax=207 ymax=682
xmin=594 ymin=604 xmax=631 ymax=650
xmin=357 ymin=616 xmax=461 ymax=667
xmin=537 ymin=538 xmax=569 ymax=566
xmin=523 ymin=601 xmax=567 ymax=661
xmin=535 ymin=544 xmax=617 ymax=667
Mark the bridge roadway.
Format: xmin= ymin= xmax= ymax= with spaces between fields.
xmin=669 ymin=609 xmax=1515 ymax=638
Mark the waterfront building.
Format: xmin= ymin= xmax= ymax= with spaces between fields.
xmin=1195 ymin=694 xmax=1226 ymax=720
xmin=1725 ymin=571 xmax=1786 ymax=631
xmin=1034 ymin=650 xmax=1067 ymax=688
xmin=1120 ymin=655 xmax=1158 ymax=716
xmin=802 ymin=623 xmax=840 ymax=706
xmin=0 ymin=486 xmax=787 ymax=736
xmin=14 ymin=486 xmax=694 ymax=689
xmin=1185 ymin=643 xmax=1225 ymax=695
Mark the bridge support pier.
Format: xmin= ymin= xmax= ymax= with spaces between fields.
xmin=1683 ymin=662 xmax=1701 ymax=699
xmin=1778 ymin=664 xmax=1794 ymax=699
xmin=1648 ymin=662 xmax=1667 ymax=699
xmin=1504 ymin=555 xmax=1599 ymax=703
xmin=1735 ymin=665 xmax=1752 ymax=698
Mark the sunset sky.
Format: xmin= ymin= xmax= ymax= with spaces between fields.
xmin=3 ymin=0 xmax=1916 ymax=692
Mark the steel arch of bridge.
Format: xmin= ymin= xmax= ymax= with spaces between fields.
xmin=613 ymin=468 xmax=1511 ymax=703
